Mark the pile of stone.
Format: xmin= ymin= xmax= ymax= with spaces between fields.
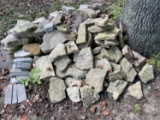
xmin=1 ymin=3 xmax=154 ymax=107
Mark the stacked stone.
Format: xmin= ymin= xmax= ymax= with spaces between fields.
xmin=1 ymin=3 xmax=154 ymax=107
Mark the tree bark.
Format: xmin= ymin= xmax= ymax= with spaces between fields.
xmin=120 ymin=0 xmax=160 ymax=57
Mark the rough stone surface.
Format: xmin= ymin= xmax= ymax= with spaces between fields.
xmin=14 ymin=50 xmax=32 ymax=58
xmin=75 ymin=47 xmax=93 ymax=70
xmin=65 ymin=41 xmax=79 ymax=54
xmin=22 ymin=43 xmax=40 ymax=55
xmin=34 ymin=56 xmax=55 ymax=79
xmin=107 ymin=80 xmax=128 ymax=100
xmin=110 ymin=62 xmax=121 ymax=71
xmin=44 ymin=22 xmax=54 ymax=32
xmin=109 ymin=71 xmax=125 ymax=81
xmin=62 ymin=5 xmax=76 ymax=14
xmin=94 ymin=59 xmax=112 ymax=71
xmin=79 ymin=8 xmax=97 ymax=18
xmin=104 ymin=40 xmax=119 ymax=46
xmin=55 ymin=69 xmax=67 ymax=78
xmin=88 ymin=25 xmax=104 ymax=33
xmin=101 ymin=47 xmax=122 ymax=63
xmin=85 ymin=68 xmax=107 ymax=93
xmin=65 ymin=77 xmax=82 ymax=87
xmin=80 ymin=86 xmax=100 ymax=108
xmin=95 ymin=15 xmax=109 ymax=27
xmin=17 ymin=84 xmax=27 ymax=103
xmin=128 ymin=81 xmax=143 ymax=99
xmin=120 ymin=58 xmax=137 ymax=82
xmin=122 ymin=45 xmax=133 ymax=60
xmin=49 ymin=77 xmax=66 ymax=103
xmin=40 ymin=31 xmax=67 ymax=53
xmin=67 ymin=87 xmax=81 ymax=102
xmin=92 ymin=46 xmax=102 ymax=55
xmin=48 ymin=44 xmax=66 ymax=62
xmin=66 ymin=65 xmax=86 ymax=79
xmin=49 ymin=11 xmax=62 ymax=25
xmin=76 ymin=23 xmax=87 ymax=44
xmin=54 ymin=56 xmax=71 ymax=72
xmin=138 ymin=63 xmax=154 ymax=83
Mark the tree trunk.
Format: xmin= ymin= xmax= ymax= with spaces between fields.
xmin=120 ymin=0 xmax=160 ymax=57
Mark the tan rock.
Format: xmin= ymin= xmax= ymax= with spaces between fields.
xmin=23 ymin=43 xmax=40 ymax=55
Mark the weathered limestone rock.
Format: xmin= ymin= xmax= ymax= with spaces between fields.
xmin=64 ymin=32 xmax=77 ymax=41
xmin=80 ymin=86 xmax=100 ymax=108
xmin=55 ymin=69 xmax=67 ymax=78
xmin=62 ymin=5 xmax=76 ymax=14
xmin=75 ymin=47 xmax=93 ymax=70
xmin=110 ymin=62 xmax=121 ymax=71
xmin=120 ymin=58 xmax=137 ymax=82
xmin=83 ymin=18 xmax=98 ymax=25
xmin=95 ymin=27 xmax=121 ymax=41
xmin=49 ymin=77 xmax=66 ymax=103
xmin=76 ymin=23 xmax=87 ymax=44
xmin=22 ymin=43 xmax=40 ymax=55
xmin=34 ymin=56 xmax=55 ymax=79
xmin=92 ymin=46 xmax=102 ymax=55
xmin=122 ymin=45 xmax=133 ymax=60
xmin=101 ymin=47 xmax=122 ymax=63
xmin=104 ymin=40 xmax=119 ymax=46
xmin=13 ymin=20 xmax=37 ymax=37
xmin=33 ymin=17 xmax=46 ymax=24
xmin=95 ymin=15 xmax=109 ymax=27
xmin=44 ymin=22 xmax=54 ymax=32
xmin=65 ymin=41 xmax=79 ymax=54
xmin=94 ymin=59 xmax=112 ymax=71
xmin=67 ymin=87 xmax=81 ymax=102
xmin=138 ymin=63 xmax=154 ymax=83
xmin=40 ymin=31 xmax=67 ymax=53
xmin=66 ymin=65 xmax=86 ymax=79
xmin=54 ymin=56 xmax=71 ymax=72
xmin=107 ymin=80 xmax=128 ymax=100
xmin=49 ymin=11 xmax=62 ymax=25
xmin=79 ymin=7 xmax=97 ymax=18
xmin=65 ymin=77 xmax=82 ymax=87
xmin=57 ymin=25 xmax=68 ymax=33
xmin=109 ymin=71 xmax=125 ymax=81
xmin=88 ymin=25 xmax=104 ymax=33
xmin=128 ymin=81 xmax=143 ymax=99
xmin=85 ymin=68 xmax=107 ymax=93
xmin=48 ymin=44 xmax=66 ymax=62
xmin=14 ymin=50 xmax=32 ymax=58
xmin=95 ymin=40 xmax=110 ymax=48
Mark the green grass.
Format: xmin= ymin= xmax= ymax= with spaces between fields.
xmin=133 ymin=104 xmax=141 ymax=113
xmin=149 ymin=53 xmax=160 ymax=68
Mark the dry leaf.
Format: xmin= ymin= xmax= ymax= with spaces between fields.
xmin=90 ymin=105 xmax=96 ymax=114
xmin=102 ymin=110 xmax=110 ymax=116
xmin=100 ymin=101 xmax=107 ymax=108
xmin=20 ymin=113 xmax=28 ymax=120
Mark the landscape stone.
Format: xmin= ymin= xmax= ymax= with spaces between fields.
xmin=34 ymin=56 xmax=55 ymax=79
xmin=10 ymin=69 xmax=29 ymax=77
xmin=120 ymin=58 xmax=137 ymax=82
xmin=107 ymin=80 xmax=128 ymax=100
xmin=104 ymin=40 xmax=119 ymax=46
xmin=79 ymin=4 xmax=90 ymax=9
xmin=101 ymin=47 xmax=122 ymax=63
xmin=62 ymin=5 xmax=76 ymax=14
xmin=95 ymin=15 xmax=109 ymax=27
xmin=88 ymin=25 xmax=104 ymax=33
xmin=49 ymin=11 xmax=62 ymax=25
xmin=66 ymin=65 xmax=86 ymax=79
xmin=22 ymin=43 xmax=41 ymax=55
xmin=12 ymin=84 xmax=18 ymax=104
xmin=33 ymin=17 xmax=46 ymax=24
xmin=122 ymin=45 xmax=134 ymax=60
xmin=17 ymin=84 xmax=27 ymax=103
xmin=54 ymin=56 xmax=72 ymax=72
xmin=91 ymin=3 xmax=103 ymax=10
xmin=85 ymin=68 xmax=107 ymax=93
xmin=128 ymin=81 xmax=143 ymax=99
xmin=65 ymin=77 xmax=82 ymax=87
xmin=13 ymin=57 xmax=32 ymax=63
xmin=48 ymin=44 xmax=66 ymax=62
xmin=49 ymin=77 xmax=66 ymax=103
xmin=65 ymin=41 xmax=79 ymax=54
xmin=57 ymin=25 xmax=68 ymax=33
xmin=94 ymin=59 xmax=112 ymax=71
xmin=67 ymin=87 xmax=81 ymax=102
xmin=92 ymin=46 xmax=102 ymax=55
xmin=75 ymin=47 xmax=93 ymax=70
xmin=80 ymin=86 xmax=100 ymax=108
xmin=138 ymin=63 xmax=154 ymax=83
xmin=83 ymin=18 xmax=98 ymax=26
xmin=95 ymin=40 xmax=110 ymax=48
xmin=16 ymin=62 xmax=31 ymax=70
xmin=64 ymin=32 xmax=77 ymax=41
xmin=76 ymin=23 xmax=87 ymax=44
xmin=110 ymin=62 xmax=121 ymax=71
xmin=40 ymin=31 xmax=67 ymax=53
xmin=79 ymin=8 xmax=97 ymax=18
xmin=4 ymin=84 xmax=12 ymax=104
xmin=109 ymin=71 xmax=125 ymax=81
xmin=55 ymin=69 xmax=67 ymax=78
xmin=14 ymin=50 xmax=32 ymax=58
xmin=44 ymin=22 xmax=54 ymax=32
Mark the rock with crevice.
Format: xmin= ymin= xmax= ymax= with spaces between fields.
xmin=109 ymin=71 xmax=125 ymax=81
xmin=110 ymin=62 xmax=121 ymax=71
xmin=95 ymin=15 xmax=109 ymax=27
xmin=67 ymin=87 xmax=81 ymax=102
xmin=65 ymin=41 xmax=79 ymax=54
xmin=94 ymin=59 xmax=112 ymax=71
xmin=50 ymin=11 xmax=62 ymax=25
xmin=65 ymin=77 xmax=82 ymax=87
xmin=122 ymin=45 xmax=134 ymax=60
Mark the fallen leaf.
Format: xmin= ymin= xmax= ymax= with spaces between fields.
xmin=20 ymin=113 xmax=28 ymax=120
xmin=102 ymin=110 xmax=110 ymax=116
xmin=4 ymin=104 xmax=7 ymax=109
xmin=108 ymin=69 xmax=113 ymax=73
xmin=100 ymin=101 xmax=107 ymax=108
xmin=90 ymin=105 xmax=96 ymax=114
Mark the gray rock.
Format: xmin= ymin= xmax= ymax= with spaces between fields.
xmin=110 ymin=62 xmax=121 ymax=71
xmin=109 ymin=71 xmax=125 ymax=81
xmin=33 ymin=17 xmax=46 ymax=24
xmin=101 ymin=47 xmax=122 ymax=63
xmin=64 ymin=32 xmax=77 ymax=41
xmin=50 ymin=11 xmax=62 ymax=25
xmin=17 ymin=84 xmax=27 ymax=103
xmin=10 ymin=69 xmax=29 ymax=77
xmin=94 ymin=53 xmax=102 ymax=60
xmin=57 ymin=25 xmax=68 ymax=33
xmin=66 ymin=65 xmax=86 ymax=79
xmin=16 ymin=62 xmax=31 ymax=70
xmin=13 ymin=57 xmax=32 ymax=63
xmin=44 ymin=22 xmax=54 ymax=32
xmin=83 ymin=18 xmax=98 ymax=26
xmin=120 ymin=58 xmax=137 ymax=82
xmin=12 ymin=84 xmax=17 ymax=104
xmin=55 ymin=69 xmax=67 ymax=78
xmin=122 ymin=45 xmax=134 ymax=60
xmin=104 ymin=40 xmax=119 ymax=46
xmin=128 ymin=81 xmax=143 ymax=99
xmin=49 ymin=77 xmax=66 ymax=103
xmin=107 ymin=80 xmax=128 ymax=100
xmin=4 ymin=84 xmax=12 ymax=104
xmin=79 ymin=4 xmax=90 ymax=9
xmin=67 ymin=87 xmax=81 ymax=102
xmin=65 ymin=77 xmax=82 ymax=87
xmin=62 ymin=5 xmax=76 ymax=14
xmin=132 ymin=51 xmax=146 ymax=72
xmin=95 ymin=15 xmax=109 ymax=27
xmin=80 ymin=86 xmax=100 ymax=108
xmin=73 ymin=52 xmax=79 ymax=62
xmin=34 ymin=56 xmax=55 ymax=79
xmin=14 ymin=50 xmax=32 ymax=58
xmin=79 ymin=8 xmax=97 ymax=18
xmin=76 ymin=23 xmax=87 ymax=44
xmin=65 ymin=41 xmax=79 ymax=54
xmin=75 ymin=47 xmax=93 ymax=70
xmin=94 ymin=59 xmax=112 ymax=71
xmin=54 ymin=56 xmax=71 ymax=72
xmin=88 ymin=25 xmax=104 ymax=33
xmin=92 ymin=46 xmax=102 ymax=55
xmin=85 ymin=68 xmax=107 ymax=93
xmin=48 ymin=44 xmax=66 ymax=62
xmin=40 ymin=31 xmax=67 ymax=53
xmin=91 ymin=3 xmax=103 ymax=10
xmin=95 ymin=40 xmax=110 ymax=48
xmin=138 ymin=63 xmax=154 ymax=83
